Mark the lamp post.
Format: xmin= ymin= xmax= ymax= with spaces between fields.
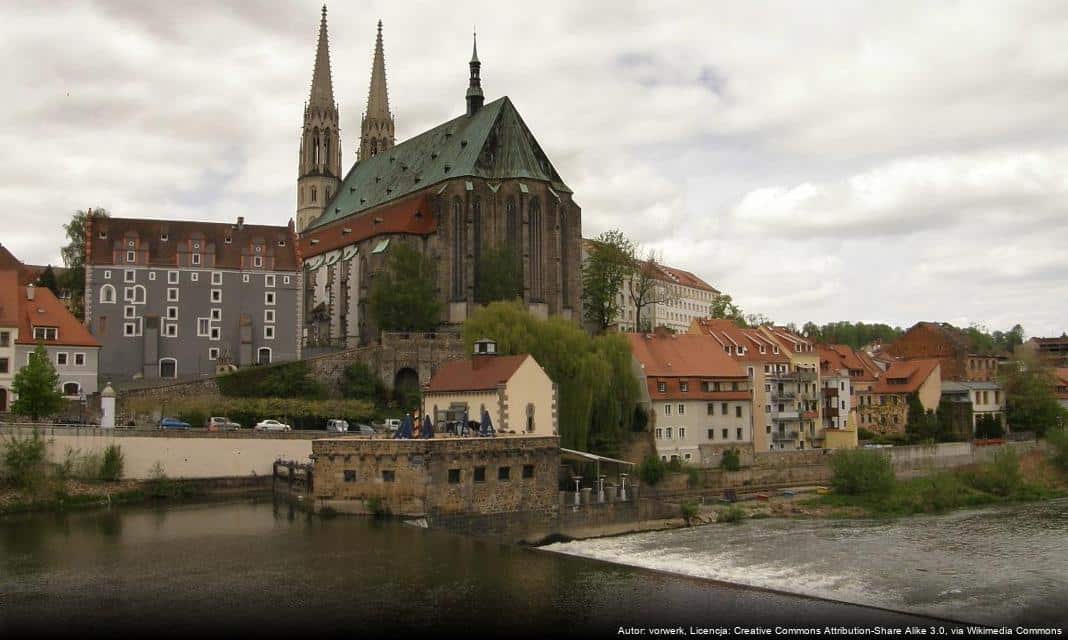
xmin=572 ymin=476 xmax=582 ymax=510
xmin=597 ymin=475 xmax=606 ymax=504
xmin=619 ymin=473 xmax=629 ymax=502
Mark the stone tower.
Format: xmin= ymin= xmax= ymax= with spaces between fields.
xmin=358 ymin=20 xmax=395 ymax=162
xmin=296 ymin=5 xmax=342 ymax=234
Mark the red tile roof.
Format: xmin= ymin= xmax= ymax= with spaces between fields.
xmin=15 ymin=284 xmax=99 ymax=348
xmin=1053 ymin=368 xmax=1068 ymax=398
xmin=871 ymin=359 xmax=940 ymax=394
xmin=691 ymin=318 xmax=790 ymax=363
xmin=818 ymin=344 xmax=879 ymax=380
xmin=646 ymin=378 xmax=750 ymax=401
xmin=425 ymin=354 xmax=530 ymax=393
xmin=300 ymin=194 xmax=437 ymax=259
xmin=0 ymin=270 xmax=19 ymax=326
xmin=627 ymin=333 xmax=747 ymax=379
xmin=654 ymin=264 xmax=719 ymax=293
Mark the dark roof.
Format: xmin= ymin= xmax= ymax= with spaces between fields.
xmin=309 ymin=97 xmax=572 ymax=230
xmin=425 ymin=354 xmax=531 ymax=393
xmin=89 ymin=217 xmax=298 ymax=271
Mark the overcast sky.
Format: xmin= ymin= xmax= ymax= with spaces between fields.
xmin=2 ymin=1 xmax=1066 ymax=336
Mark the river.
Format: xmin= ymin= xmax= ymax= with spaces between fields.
xmin=0 ymin=498 xmax=1061 ymax=637
xmin=545 ymin=497 xmax=1068 ymax=626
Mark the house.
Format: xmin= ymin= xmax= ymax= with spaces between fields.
xmin=816 ymin=344 xmax=882 ymax=449
xmin=628 ymin=331 xmax=752 ymax=466
xmin=689 ymin=318 xmax=790 ymax=452
xmin=940 ymin=381 xmax=1007 ymax=438
xmin=1 ymin=250 xmax=100 ymax=412
xmin=885 ymin=322 xmax=999 ymax=382
xmin=857 ymin=359 xmax=942 ymax=434
xmin=1017 ymin=337 xmax=1068 ymax=367
xmin=422 ymin=339 xmax=557 ymax=436
xmin=83 ymin=214 xmax=301 ymax=382
xmin=755 ymin=326 xmax=823 ymax=450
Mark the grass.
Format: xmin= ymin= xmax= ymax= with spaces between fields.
xmin=717 ymin=505 xmax=746 ymax=524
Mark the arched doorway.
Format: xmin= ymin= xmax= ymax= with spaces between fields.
xmin=393 ymin=367 xmax=420 ymax=410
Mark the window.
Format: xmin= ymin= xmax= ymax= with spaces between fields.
xmin=382 ymin=470 xmax=395 ymax=482
xmin=74 ymin=353 xmax=85 ymax=366
xmin=684 ymin=453 xmax=692 ymax=461
xmin=283 ymin=276 xmax=291 ymax=285
xmin=167 ymin=288 xmax=179 ymax=302
xmin=664 ymin=404 xmax=671 ymax=416
xmin=447 ymin=469 xmax=462 ymax=484
xmin=124 ymin=322 xmax=137 ymax=336
xmin=522 ymin=464 xmax=534 ymax=479
xmin=721 ymin=402 xmax=728 ymax=415
xmin=191 ymin=273 xmax=199 ymax=282
xmin=149 ymin=271 xmax=156 ymax=281
xmin=257 ymin=348 xmax=271 ymax=365
xmin=211 ymin=289 xmax=222 ymax=303
xmin=665 ymin=428 xmax=672 ymax=439
xmin=166 ymin=306 xmax=178 ymax=320
xmin=655 ymin=428 xmax=663 ymax=439
xmin=707 ymin=429 xmax=714 ymax=440
xmin=211 ymin=309 xmax=221 ymax=321
xmin=0 ymin=331 xmax=7 ymax=347
xmin=34 ymin=327 xmax=58 ymax=340
xmin=264 ymin=326 xmax=275 ymax=340
xmin=473 ymin=467 xmax=486 ymax=483
xmin=159 ymin=358 xmax=177 ymax=379
xmin=680 ymin=381 xmax=688 ymax=392
xmin=210 ymin=327 xmax=221 ymax=340
xmin=767 ymin=425 xmax=772 ymax=434
xmin=722 ymin=428 xmax=728 ymax=440
xmin=225 ymin=236 xmax=232 ymax=245
xmin=498 ymin=466 xmax=510 ymax=481
xmin=191 ymin=253 xmax=201 ymax=265
xmin=242 ymin=274 xmax=249 ymax=283
xmin=0 ymin=357 xmax=7 ymax=374
xmin=208 ymin=347 xmax=219 ymax=360
xmin=253 ymin=256 xmax=263 ymax=268
xmin=737 ymin=428 xmax=743 ymax=440
xmin=265 ymin=309 xmax=275 ymax=323
xmin=164 ymin=323 xmax=177 ymax=337
xmin=124 ymin=270 xmax=135 ymax=283
xmin=678 ymin=427 xmax=686 ymax=439
xmin=736 ymin=406 xmax=742 ymax=418
xmin=124 ymin=305 xmax=135 ymax=319
xmin=265 ymin=292 xmax=276 ymax=306
xmin=678 ymin=404 xmax=685 ymax=415
xmin=100 ymin=284 xmax=116 ymax=303
xmin=63 ymin=382 xmax=80 ymax=396
xmin=126 ymin=251 xmax=135 ymax=263
xmin=344 ymin=470 xmax=356 ymax=483
xmin=657 ymin=381 xmax=666 ymax=393
xmin=265 ymin=275 xmax=276 ymax=287
xmin=57 ymin=352 xmax=68 ymax=366
xmin=160 ymin=233 xmax=168 ymax=242
xmin=707 ymin=403 xmax=714 ymax=415
xmin=168 ymin=271 xmax=178 ymax=284
xmin=197 ymin=318 xmax=210 ymax=336
xmin=211 ymin=272 xmax=222 ymax=285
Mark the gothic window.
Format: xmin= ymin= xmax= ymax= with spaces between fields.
xmin=312 ymin=128 xmax=320 ymax=166
xmin=528 ymin=197 xmax=542 ymax=300
xmin=560 ymin=206 xmax=570 ymax=304
xmin=505 ymin=196 xmax=518 ymax=249
xmin=451 ymin=197 xmax=465 ymax=299
xmin=323 ymin=135 xmax=330 ymax=171
xmin=311 ymin=186 xmax=317 ymax=203
xmin=472 ymin=196 xmax=482 ymax=290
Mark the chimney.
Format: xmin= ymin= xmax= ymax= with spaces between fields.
xmin=237 ymin=216 xmax=245 ymax=230
xmin=26 ymin=284 xmax=35 ymax=300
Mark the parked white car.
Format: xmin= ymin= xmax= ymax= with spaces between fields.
xmin=254 ymin=419 xmax=292 ymax=432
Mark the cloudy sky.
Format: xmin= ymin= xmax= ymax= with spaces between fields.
xmin=2 ymin=1 xmax=1066 ymax=336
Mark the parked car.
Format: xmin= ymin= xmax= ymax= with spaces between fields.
xmin=352 ymin=423 xmax=376 ymax=436
xmin=207 ymin=416 xmax=241 ymax=432
xmin=254 ymin=419 xmax=292 ymax=432
xmin=383 ymin=418 xmax=401 ymax=432
xmin=326 ymin=419 xmax=349 ymax=433
xmin=159 ymin=417 xmax=191 ymax=430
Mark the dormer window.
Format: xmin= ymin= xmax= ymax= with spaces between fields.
xmin=253 ymin=256 xmax=263 ymax=268
xmin=160 ymin=233 xmax=168 ymax=242
xmin=225 ymin=236 xmax=232 ymax=244
xmin=191 ymin=253 xmax=201 ymax=265
xmin=278 ymin=239 xmax=286 ymax=246
xmin=126 ymin=251 xmax=135 ymax=263
xmin=33 ymin=327 xmax=58 ymax=341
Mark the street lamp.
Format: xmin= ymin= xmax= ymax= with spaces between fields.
xmin=572 ymin=475 xmax=582 ymax=510
xmin=619 ymin=473 xmax=629 ymax=501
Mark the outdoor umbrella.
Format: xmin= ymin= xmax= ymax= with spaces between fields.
xmin=479 ymin=408 xmax=495 ymax=437
xmin=422 ymin=414 xmax=434 ymax=439
xmin=398 ymin=413 xmax=414 ymax=439
xmin=460 ymin=409 xmax=469 ymax=436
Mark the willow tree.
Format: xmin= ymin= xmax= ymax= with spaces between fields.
xmin=463 ymin=301 xmax=639 ymax=453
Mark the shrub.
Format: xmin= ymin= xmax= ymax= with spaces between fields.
xmin=340 ymin=362 xmax=386 ymax=404
xmin=829 ymin=449 xmax=895 ymax=495
xmin=2 ymin=429 xmax=47 ymax=490
xmin=366 ymin=496 xmax=391 ymax=518
xmin=858 ymin=428 xmax=876 ymax=441
xmin=680 ymin=501 xmax=699 ymax=526
xmin=666 ymin=458 xmax=683 ymax=473
xmin=146 ymin=461 xmax=173 ymax=498
xmin=919 ymin=473 xmax=970 ymax=512
xmin=721 ymin=448 xmax=741 ymax=472
xmin=964 ymin=447 xmax=1023 ymax=496
xmin=717 ymin=506 xmax=745 ymax=524
xmin=1046 ymin=427 xmax=1068 ymax=473
xmin=216 ymin=361 xmax=326 ymax=399
xmin=638 ymin=456 xmax=666 ymax=486
xmin=100 ymin=445 xmax=124 ymax=482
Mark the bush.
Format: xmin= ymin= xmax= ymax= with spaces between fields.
xmin=1048 ymin=427 xmax=1068 ymax=472
xmin=665 ymin=458 xmax=683 ymax=473
xmin=216 ymin=361 xmax=326 ymax=399
xmin=638 ymin=456 xmax=666 ymax=486
xmin=721 ymin=448 xmax=741 ymax=472
xmin=100 ymin=445 xmax=124 ymax=482
xmin=146 ymin=461 xmax=173 ymax=498
xmin=366 ymin=496 xmax=391 ymax=518
xmin=340 ymin=362 xmax=386 ymax=404
xmin=124 ymin=396 xmax=375 ymax=430
xmin=975 ymin=414 xmax=1005 ymax=439
xmin=717 ymin=506 xmax=745 ymax=524
xmin=2 ymin=429 xmax=47 ymax=490
xmin=680 ymin=501 xmax=699 ymax=526
xmin=963 ymin=447 xmax=1023 ymax=496
xmin=829 ymin=449 xmax=895 ymax=495
xmin=919 ymin=473 xmax=970 ymax=512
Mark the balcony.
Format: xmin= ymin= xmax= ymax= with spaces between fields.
xmin=773 ymin=430 xmax=799 ymax=442
xmin=774 ymin=411 xmax=800 ymax=421
xmin=823 ymin=407 xmax=839 ymax=418
xmin=822 ymin=388 xmax=839 ymax=398
xmin=768 ymin=370 xmax=818 ymax=382
xmin=770 ymin=390 xmax=796 ymax=401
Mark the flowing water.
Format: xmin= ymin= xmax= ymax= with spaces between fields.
xmin=0 ymin=498 xmax=956 ymax=636
xmin=544 ymin=497 xmax=1068 ymax=626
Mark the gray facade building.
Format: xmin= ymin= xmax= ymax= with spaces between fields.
xmin=84 ymin=214 xmax=301 ymax=381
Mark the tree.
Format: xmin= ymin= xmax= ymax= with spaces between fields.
xmin=1000 ymin=355 xmax=1068 ymax=436
xmin=339 ymin=362 xmax=386 ymax=405
xmin=368 ymin=243 xmax=442 ymax=332
xmin=475 ymin=244 xmax=522 ymax=304
xmin=11 ymin=344 xmax=65 ymax=421
xmin=626 ymin=251 xmax=676 ymax=333
xmin=710 ymin=294 xmax=747 ymax=326
xmin=35 ymin=265 xmax=60 ymax=296
xmin=581 ymin=230 xmax=635 ymax=332
xmin=60 ymin=208 xmax=108 ymax=320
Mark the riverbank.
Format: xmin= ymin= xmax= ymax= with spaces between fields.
xmin=0 ymin=475 xmax=272 ymax=515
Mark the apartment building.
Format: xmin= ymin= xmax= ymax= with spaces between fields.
xmin=1018 ymin=336 xmax=1068 ymax=367
xmin=84 ymin=214 xmax=301 ymax=381
xmin=856 ymin=359 xmax=941 ymax=434
xmin=756 ymin=327 xmax=822 ymax=450
xmin=628 ymin=332 xmax=752 ymax=467
xmin=689 ymin=318 xmax=790 ymax=452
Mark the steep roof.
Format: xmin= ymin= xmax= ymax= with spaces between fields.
xmin=818 ymin=344 xmax=879 ymax=380
xmin=308 ymin=6 xmax=335 ymax=110
xmin=691 ymin=318 xmax=789 ymax=364
xmin=89 ymin=217 xmax=298 ymax=271
xmin=425 ymin=354 xmax=530 ymax=393
xmin=300 ymin=194 xmax=436 ymax=258
xmin=0 ymin=270 xmax=19 ymax=326
xmin=627 ymin=333 xmax=747 ymax=379
xmin=310 ymin=96 xmax=572 ymax=230
xmin=14 ymin=284 xmax=99 ymax=348
xmin=872 ymin=359 xmax=940 ymax=394
xmin=654 ymin=264 xmax=719 ymax=293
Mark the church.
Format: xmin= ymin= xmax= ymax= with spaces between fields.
xmin=296 ymin=7 xmax=583 ymax=348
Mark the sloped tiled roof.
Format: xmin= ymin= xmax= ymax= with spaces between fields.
xmin=425 ymin=354 xmax=530 ymax=393
xmin=15 ymin=285 xmax=99 ymax=348
xmin=818 ymin=344 xmax=879 ymax=380
xmin=654 ymin=264 xmax=719 ymax=293
xmin=1053 ymin=368 xmax=1068 ymax=398
xmin=301 ymin=194 xmax=436 ymax=258
xmin=310 ymin=97 xmax=571 ymax=230
xmin=691 ymin=318 xmax=789 ymax=363
xmin=872 ymin=359 xmax=940 ymax=394
xmin=627 ymin=333 xmax=747 ymax=379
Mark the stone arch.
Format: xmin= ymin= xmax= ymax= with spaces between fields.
xmin=393 ymin=366 xmax=421 ymax=409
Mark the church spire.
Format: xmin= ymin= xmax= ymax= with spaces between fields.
xmin=466 ymin=30 xmax=484 ymax=116
xmin=359 ymin=19 xmax=396 ymax=162
xmin=308 ymin=4 xmax=335 ymax=110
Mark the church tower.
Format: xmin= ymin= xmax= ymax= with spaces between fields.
xmin=358 ymin=20 xmax=395 ymax=162
xmin=297 ymin=5 xmax=342 ymax=234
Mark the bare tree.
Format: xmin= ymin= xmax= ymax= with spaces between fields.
xmin=626 ymin=251 xmax=677 ymax=332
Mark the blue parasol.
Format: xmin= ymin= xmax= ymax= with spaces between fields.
xmin=479 ymin=408 xmax=495 ymax=437
xmin=422 ymin=414 xmax=434 ymax=439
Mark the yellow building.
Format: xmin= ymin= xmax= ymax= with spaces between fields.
xmin=757 ymin=326 xmax=822 ymax=450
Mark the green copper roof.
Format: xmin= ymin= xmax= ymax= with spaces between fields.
xmin=310 ymin=96 xmax=572 ymax=230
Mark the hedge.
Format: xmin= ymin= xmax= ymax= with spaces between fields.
xmin=124 ymin=396 xmax=375 ymax=430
